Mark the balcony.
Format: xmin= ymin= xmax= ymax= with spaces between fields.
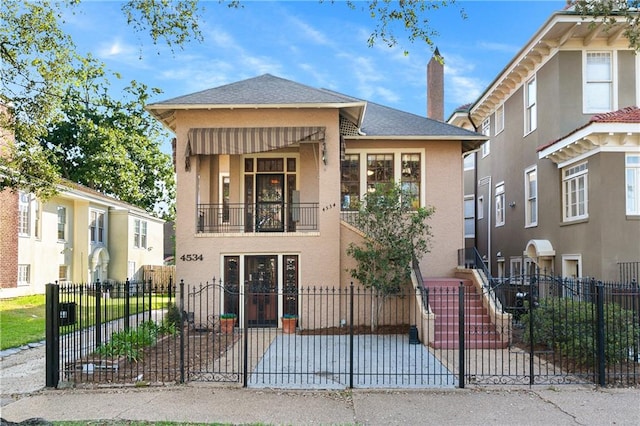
xmin=197 ymin=203 xmax=319 ymax=234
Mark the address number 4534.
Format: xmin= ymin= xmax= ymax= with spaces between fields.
xmin=180 ymin=254 xmax=203 ymax=261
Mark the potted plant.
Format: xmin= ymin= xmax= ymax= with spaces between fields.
xmin=219 ymin=313 xmax=237 ymax=334
xmin=281 ymin=314 xmax=298 ymax=334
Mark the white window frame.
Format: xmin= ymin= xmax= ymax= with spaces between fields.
xmin=481 ymin=118 xmax=491 ymax=158
xmin=59 ymin=265 xmax=68 ymax=282
xmin=524 ymin=76 xmax=537 ymax=135
xmin=463 ymin=153 xmax=475 ymax=171
xmin=562 ymin=254 xmax=583 ymax=279
xmin=510 ymin=257 xmax=522 ymax=279
xmin=477 ymin=196 xmax=484 ymax=220
xmin=18 ymin=192 xmax=30 ymax=236
xmin=34 ymin=200 xmax=41 ymax=239
xmin=626 ymin=154 xmax=640 ymax=215
xmin=18 ymin=264 xmax=30 ymax=286
xmin=495 ymin=182 xmax=505 ymax=227
xmin=134 ymin=218 xmax=148 ymax=249
xmin=141 ymin=221 xmax=148 ymax=249
xmin=562 ymin=162 xmax=589 ymax=222
xmin=524 ymin=166 xmax=538 ymax=227
xmin=57 ymin=206 xmax=67 ymax=241
xmin=464 ymin=195 xmax=475 ymax=238
xmin=90 ymin=210 xmax=105 ymax=244
xmin=495 ymin=104 xmax=504 ymax=135
xmin=134 ymin=219 xmax=141 ymax=248
xmin=583 ymin=51 xmax=616 ymax=114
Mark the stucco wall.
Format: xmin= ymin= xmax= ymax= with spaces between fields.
xmin=173 ymin=108 xmax=342 ymax=288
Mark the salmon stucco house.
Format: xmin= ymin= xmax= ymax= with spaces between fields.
xmin=147 ymin=74 xmax=485 ymax=328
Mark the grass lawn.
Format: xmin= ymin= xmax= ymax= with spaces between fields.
xmin=1 ymin=294 xmax=171 ymax=351
xmin=0 ymin=295 xmax=46 ymax=350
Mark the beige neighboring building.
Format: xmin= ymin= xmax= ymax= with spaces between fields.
xmin=147 ymin=74 xmax=485 ymax=327
xmin=449 ymin=6 xmax=640 ymax=282
xmin=0 ymin=180 xmax=165 ymax=298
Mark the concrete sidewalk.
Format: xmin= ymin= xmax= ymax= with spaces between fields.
xmin=1 ymin=384 xmax=638 ymax=425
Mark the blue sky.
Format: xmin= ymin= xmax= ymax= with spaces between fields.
xmin=63 ymin=0 xmax=567 ymax=148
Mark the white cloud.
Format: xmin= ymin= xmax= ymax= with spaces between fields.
xmin=375 ymin=86 xmax=401 ymax=104
xmin=96 ymin=39 xmax=139 ymax=63
xmin=288 ymin=16 xmax=332 ymax=47
xmin=476 ymin=41 xmax=519 ymax=54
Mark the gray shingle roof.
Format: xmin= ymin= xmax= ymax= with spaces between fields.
xmin=156 ymin=74 xmax=361 ymax=105
xmin=361 ymin=101 xmax=482 ymax=138
xmin=152 ymin=74 xmax=484 ymax=139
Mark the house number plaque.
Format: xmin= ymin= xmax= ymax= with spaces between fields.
xmin=180 ymin=254 xmax=204 ymax=261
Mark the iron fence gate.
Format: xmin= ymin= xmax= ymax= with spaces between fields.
xmin=460 ymin=274 xmax=640 ymax=386
xmin=46 ymin=276 xmax=639 ymax=389
xmin=181 ymin=281 xmax=456 ymax=389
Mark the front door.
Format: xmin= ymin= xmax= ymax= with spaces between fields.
xmin=245 ymin=255 xmax=278 ymax=326
xmin=256 ymin=174 xmax=284 ymax=232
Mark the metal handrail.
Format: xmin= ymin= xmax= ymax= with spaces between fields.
xmin=197 ymin=202 xmax=319 ymax=233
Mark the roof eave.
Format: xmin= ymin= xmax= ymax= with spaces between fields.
xmin=470 ymin=12 xmax=632 ymax=121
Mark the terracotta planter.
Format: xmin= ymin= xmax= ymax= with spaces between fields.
xmin=282 ymin=317 xmax=297 ymax=334
xmin=220 ymin=317 xmax=236 ymax=334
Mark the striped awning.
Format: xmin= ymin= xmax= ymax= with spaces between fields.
xmin=185 ymin=126 xmax=325 ymax=170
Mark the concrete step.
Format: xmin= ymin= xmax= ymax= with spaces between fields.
xmin=434 ymin=322 xmax=496 ymax=332
xmin=430 ymin=339 xmax=509 ymax=349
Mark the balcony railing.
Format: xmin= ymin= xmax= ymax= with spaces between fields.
xmin=197 ymin=203 xmax=319 ymax=234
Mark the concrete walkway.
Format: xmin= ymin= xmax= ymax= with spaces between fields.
xmin=1 ymin=384 xmax=639 ymax=425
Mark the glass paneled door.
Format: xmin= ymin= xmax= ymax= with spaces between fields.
xmin=256 ymin=174 xmax=284 ymax=232
xmin=245 ymin=255 xmax=278 ymax=327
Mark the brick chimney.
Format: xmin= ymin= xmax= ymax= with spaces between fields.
xmin=427 ymin=48 xmax=444 ymax=122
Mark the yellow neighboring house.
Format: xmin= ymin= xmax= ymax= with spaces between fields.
xmin=1 ymin=180 xmax=165 ymax=298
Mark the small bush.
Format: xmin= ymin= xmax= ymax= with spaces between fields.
xmin=162 ymin=302 xmax=181 ymax=334
xmin=521 ymin=297 xmax=638 ymax=366
xmin=95 ymin=321 xmax=160 ymax=361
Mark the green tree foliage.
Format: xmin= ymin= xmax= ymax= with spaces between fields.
xmin=344 ymin=0 xmax=465 ymax=55
xmin=0 ymin=1 xmax=83 ymax=198
xmin=0 ymin=0 xmax=198 ymax=207
xmin=347 ymin=183 xmax=434 ymax=329
xmin=43 ymin=75 xmax=175 ymax=216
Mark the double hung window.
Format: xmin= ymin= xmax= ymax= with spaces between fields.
xmin=626 ymin=154 xmax=640 ymax=215
xmin=18 ymin=192 xmax=30 ymax=236
xmin=584 ymin=52 xmax=613 ymax=113
xmin=525 ymin=167 xmax=538 ymax=227
xmin=495 ymin=183 xmax=505 ymax=227
xmin=525 ymin=77 xmax=537 ymax=134
xmin=57 ymin=207 xmax=67 ymax=240
xmin=481 ymin=118 xmax=490 ymax=157
xmin=563 ymin=162 xmax=588 ymax=221
xmin=18 ymin=265 xmax=30 ymax=286
xmin=134 ymin=219 xmax=148 ymax=249
xmin=90 ymin=210 xmax=105 ymax=243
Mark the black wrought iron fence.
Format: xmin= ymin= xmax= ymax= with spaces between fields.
xmin=45 ymin=279 xmax=177 ymax=387
xmin=619 ymin=261 xmax=639 ymax=285
xmin=46 ymin=275 xmax=639 ymax=389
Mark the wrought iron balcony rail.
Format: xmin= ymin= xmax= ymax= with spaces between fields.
xmin=197 ymin=203 xmax=319 ymax=233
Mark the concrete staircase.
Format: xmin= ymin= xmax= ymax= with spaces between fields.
xmin=423 ymin=278 xmax=507 ymax=349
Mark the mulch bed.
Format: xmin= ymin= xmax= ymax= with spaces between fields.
xmin=65 ymin=329 xmax=240 ymax=386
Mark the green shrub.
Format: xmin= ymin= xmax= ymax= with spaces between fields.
xmin=162 ymin=302 xmax=181 ymax=334
xmin=95 ymin=321 xmax=160 ymax=361
xmin=521 ymin=297 xmax=638 ymax=366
